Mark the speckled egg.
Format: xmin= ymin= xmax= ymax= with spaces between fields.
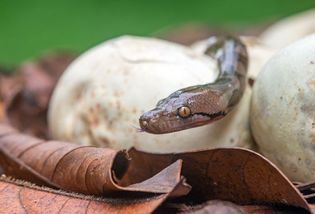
xmin=251 ymin=34 xmax=315 ymax=181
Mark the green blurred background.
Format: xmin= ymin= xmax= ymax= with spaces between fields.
xmin=1 ymin=0 xmax=315 ymax=67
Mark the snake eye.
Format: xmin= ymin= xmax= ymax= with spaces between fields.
xmin=178 ymin=106 xmax=191 ymax=118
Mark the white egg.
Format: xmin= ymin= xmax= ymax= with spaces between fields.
xmin=261 ymin=9 xmax=315 ymax=49
xmin=251 ymin=33 xmax=315 ymax=181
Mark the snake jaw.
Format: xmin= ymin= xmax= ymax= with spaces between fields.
xmin=139 ymin=108 xmax=167 ymax=134
xmin=139 ymin=107 xmax=226 ymax=134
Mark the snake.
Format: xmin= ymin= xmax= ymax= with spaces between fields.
xmin=139 ymin=36 xmax=248 ymax=134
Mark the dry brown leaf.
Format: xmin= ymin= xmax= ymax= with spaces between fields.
xmin=1 ymin=122 xmax=308 ymax=212
xmin=0 ymin=73 xmax=21 ymax=104
xmin=5 ymin=63 xmax=54 ymax=138
xmin=124 ymin=148 xmax=310 ymax=212
xmin=0 ymin=100 xmax=4 ymax=122
xmin=38 ymin=52 xmax=75 ymax=79
xmin=0 ymin=53 xmax=75 ymax=138
xmin=0 ymin=124 xmax=190 ymax=197
xmin=295 ymin=182 xmax=315 ymax=204
xmin=0 ymin=178 xmax=171 ymax=214
xmin=158 ymin=25 xmax=221 ymax=45
xmin=159 ymin=23 xmax=270 ymax=46
xmin=167 ymin=200 xmax=308 ymax=214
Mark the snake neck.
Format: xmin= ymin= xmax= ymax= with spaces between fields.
xmin=205 ymin=36 xmax=248 ymax=108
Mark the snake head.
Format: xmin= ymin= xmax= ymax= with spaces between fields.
xmin=139 ymin=86 xmax=229 ymax=134
xmin=139 ymin=36 xmax=247 ymax=134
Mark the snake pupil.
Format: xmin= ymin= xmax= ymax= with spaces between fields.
xmin=178 ymin=106 xmax=191 ymax=118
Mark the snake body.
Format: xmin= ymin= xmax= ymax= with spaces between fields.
xmin=139 ymin=36 xmax=248 ymax=134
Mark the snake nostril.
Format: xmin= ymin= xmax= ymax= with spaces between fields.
xmin=140 ymin=120 xmax=148 ymax=129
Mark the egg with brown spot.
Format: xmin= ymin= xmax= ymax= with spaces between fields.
xmin=251 ymin=34 xmax=315 ymax=182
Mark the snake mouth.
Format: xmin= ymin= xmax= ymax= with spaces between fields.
xmin=183 ymin=111 xmax=226 ymax=129
xmin=139 ymin=111 xmax=226 ymax=134
xmin=194 ymin=111 xmax=226 ymax=121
